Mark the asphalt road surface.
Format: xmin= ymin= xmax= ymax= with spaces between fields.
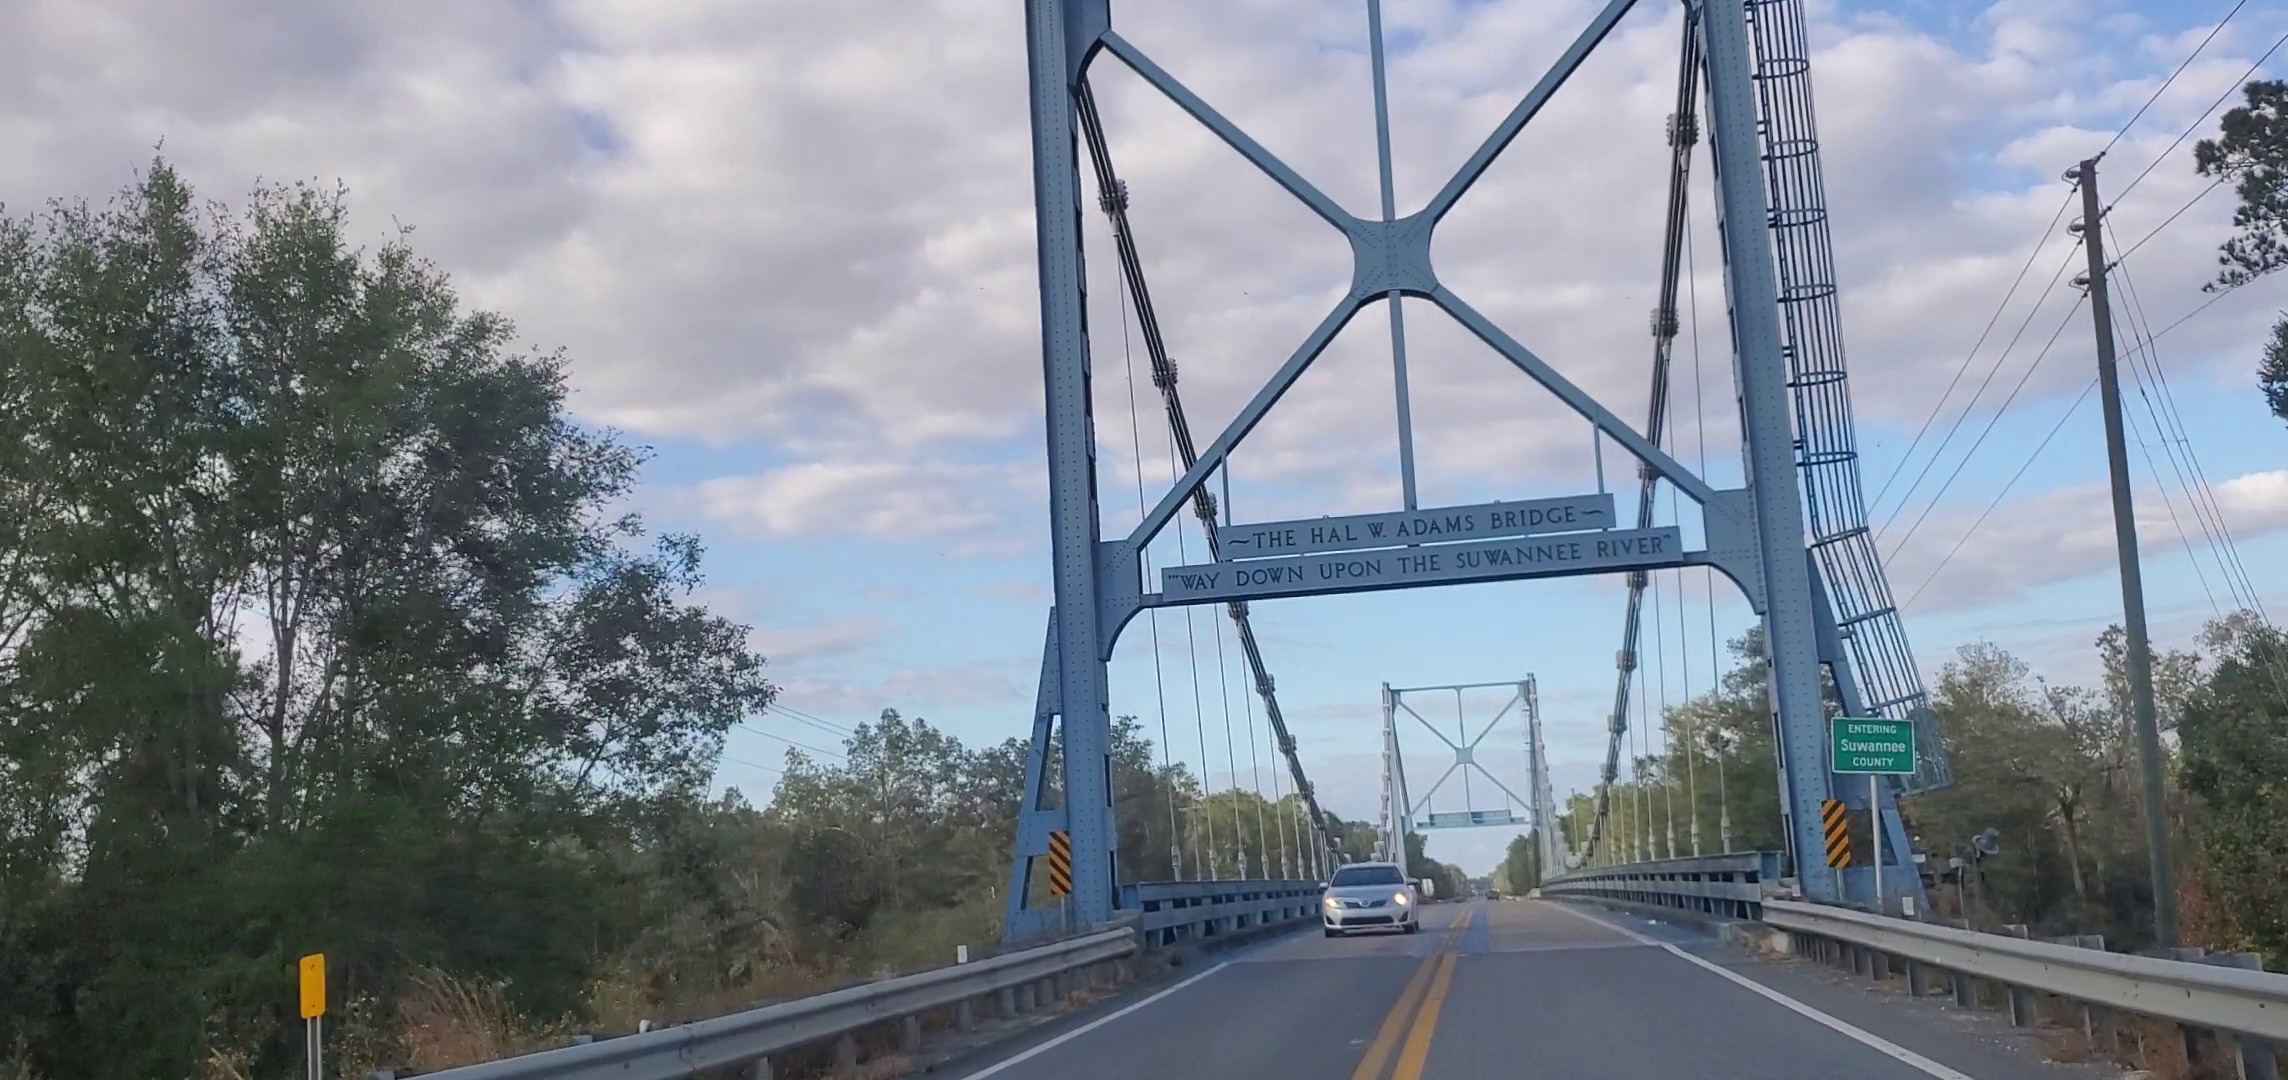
xmin=948 ymin=898 xmax=2118 ymax=1080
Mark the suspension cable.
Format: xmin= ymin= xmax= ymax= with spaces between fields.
xmin=1684 ymin=206 xmax=1733 ymax=853
xmin=1670 ymin=486 xmax=1702 ymax=856
xmin=1233 ymin=609 xmax=1274 ymax=876
xmin=1581 ymin=9 xmax=1701 ymax=867
xmin=1635 ymin=665 xmax=1653 ymax=859
xmin=1260 ymin=682 xmax=1294 ymax=878
xmin=1209 ymin=596 xmax=1249 ymax=876
xmin=1076 ymin=76 xmax=1335 ymax=872
xmin=1170 ymin=488 xmax=1218 ymax=879
xmin=1652 ymin=564 xmax=1676 ymax=859
xmin=1114 ymin=222 xmax=1187 ymax=882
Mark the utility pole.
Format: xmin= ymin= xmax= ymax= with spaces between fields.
xmin=2074 ymin=155 xmax=2179 ymax=947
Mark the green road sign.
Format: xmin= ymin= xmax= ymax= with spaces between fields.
xmin=1829 ymin=716 xmax=1915 ymax=774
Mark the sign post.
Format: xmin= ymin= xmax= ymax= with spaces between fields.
xmin=298 ymin=953 xmax=325 ymax=1080
xmin=1828 ymin=717 xmax=1916 ymax=913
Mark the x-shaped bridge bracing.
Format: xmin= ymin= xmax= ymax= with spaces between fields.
xmin=1012 ymin=0 xmax=1895 ymax=939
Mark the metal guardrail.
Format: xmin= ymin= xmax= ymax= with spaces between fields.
xmin=398 ymin=927 xmax=1139 ymax=1080
xmin=1121 ymin=878 xmax=1325 ymax=947
xmin=1538 ymin=852 xmax=1786 ymax=920
xmin=1763 ymin=900 xmax=2288 ymax=1073
xmin=1545 ymin=863 xmax=2284 ymax=1076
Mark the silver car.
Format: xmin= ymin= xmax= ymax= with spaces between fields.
xmin=1320 ymin=861 xmax=1420 ymax=937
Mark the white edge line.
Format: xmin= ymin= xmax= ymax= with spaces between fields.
xmin=954 ymin=960 xmax=1231 ymax=1079
xmin=1546 ymin=902 xmax=1976 ymax=1080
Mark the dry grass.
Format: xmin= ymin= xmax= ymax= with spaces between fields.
xmin=851 ymin=1052 xmax=918 ymax=1079
xmin=2036 ymin=1024 xmax=2095 ymax=1064
xmin=2123 ymin=1016 xmax=2200 ymax=1080
xmin=1 ymin=1040 xmax=38 ymax=1080
xmin=395 ymin=969 xmax=574 ymax=1070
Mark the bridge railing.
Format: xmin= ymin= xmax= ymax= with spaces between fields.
xmin=1538 ymin=852 xmax=1786 ymax=920
xmin=386 ymin=926 xmax=1138 ymax=1080
xmin=1543 ymin=858 xmax=2285 ymax=1073
xmin=1122 ymin=878 xmax=1325 ymax=948
xmin=388 ymin=880 xmax=1325 ymax=1078
xmin=1763 ymin=900 xmax=2286 ymax=1074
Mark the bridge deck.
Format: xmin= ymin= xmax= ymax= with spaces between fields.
xmin=953 ymin=899 xmax=2116 ymax=1080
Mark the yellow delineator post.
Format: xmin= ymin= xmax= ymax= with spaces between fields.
xmin=298 ymin=953 xmax=325 ymax=1080
xmin=1048 ymin=828 xmax=1074 ymax=934
xmin=1047 ymin=829 xmax=1073 ymax=895
xmin=1820 ymin=799 xmax=1850 ymax=867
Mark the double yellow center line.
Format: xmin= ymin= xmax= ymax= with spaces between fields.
xmin=1348 ymin=904 xmax=1474 ymax=1080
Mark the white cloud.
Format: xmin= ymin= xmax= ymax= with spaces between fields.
xmin=2213 ymin=469 xmax=2288 ymax=530
xmin=696 ymin=461 xmax=1036 ymax=545
xmin=746 ymin=614 xmax=897 ymax=666
xmin=1887 ymin=468 xmax=2288 ymax=612
xmin=9 ymin=0 xmax=2271 ymax=521
xmin=8 ymin=0 xmax=2283 ymax=798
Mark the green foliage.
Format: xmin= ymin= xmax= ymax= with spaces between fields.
xmin=0 ymin=160 xmax=773 ymax=1079
xmin=1567 ymin=619 xmax=2286 ymax=960
xmin=2178 ymin=615 xmax=2288 ymax=970
xmin=2194 ymin=80 xmax=2288 ymax=429
xmin=1498 ymin=832 xmax=1542 ymax=893
xmin=2194 ymin=79 xmax=2288 ymax=292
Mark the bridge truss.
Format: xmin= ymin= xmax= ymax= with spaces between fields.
xmin=1377 ymin=680 xmax=1548 ymax=867
xmin=1008 ymin=0 xmax=1946 ymax=941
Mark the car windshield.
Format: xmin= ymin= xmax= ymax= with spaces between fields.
xmin=1329 ymin=865 xmax=1405 ymax=887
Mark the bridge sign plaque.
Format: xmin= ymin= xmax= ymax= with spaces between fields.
xmin=1162 ymin=526 xmax=1684 ymax=604
xmin=1422 ymin=809 xmax=1521 ymax=829
xmin=1219 ymin=493 xmax=1614 ymax=560
xmin=1828 ymin=717 xmax=1915 ymax=774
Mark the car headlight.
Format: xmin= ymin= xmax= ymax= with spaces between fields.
xmin=1392 ymin=891 xmax=1410 ymax=905
xmin=1323 ymin=896 xmax=1340 ymax=910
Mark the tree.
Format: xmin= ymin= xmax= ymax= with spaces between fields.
xmin=2194 ymin=80 xmax=2288 ymax=293
xmin=0 ymin=160 xmax=773 ymax=1078
xmin=2177 ymin=615 xmax=2288 ymax=970
xmin=1499 ymin=832 xmax=1543 ymax=893
xmin=2193 ymin=81 xmax=2288 ymax=424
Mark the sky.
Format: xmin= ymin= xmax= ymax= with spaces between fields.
xmin=4 ymin=0 xmax=2285 ymax=876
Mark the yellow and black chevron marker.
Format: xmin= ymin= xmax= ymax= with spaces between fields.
xmin=1820 ymin=799 xmax=1851 ymax=868
xmin=1047 ymin=829 xmax=1073 ymax=896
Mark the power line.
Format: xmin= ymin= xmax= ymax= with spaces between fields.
xmin=736 ymin=721 xmax=845 ymax=760
xmin=1875 ymin=239 xmax=2086 ymax=532
xmin=2112 ymin=25 xmax=2288 ymax=207
xmin=1901 ymin=377 xmax=2099 ymax=609
xmin=1882 ymin=291 xmax=2092 ymax=562
xmin=721 ymin=754 xmax=785 ymax=778
xmin=766 ymin=702 xmax=853 ymax=737
xmin=2101 ymin=0 xmax=2250 ymax=157
xmin=2119 ymin=348 xmax=2227 ymax=619
xmin=2112 ymin=177 xmax=2228 ymax=265
xmin=2109 ymin=245 xmax=2268 ymax=615
xmin=1870 ymin=191 xmax=2079 ymax=512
